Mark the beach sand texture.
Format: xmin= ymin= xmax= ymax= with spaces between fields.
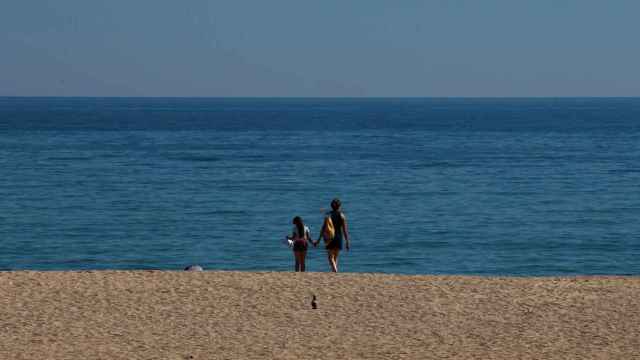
xmin=1 ymin=271 xmax=638 ymax=359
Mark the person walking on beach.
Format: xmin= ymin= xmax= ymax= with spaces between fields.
xmin=315 ymin=198 xmax=350 ymax=272
xmin=287 ymin=216 xmax=311 ymax=272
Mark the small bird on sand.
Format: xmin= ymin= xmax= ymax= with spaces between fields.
xmin=311 ymin=295 xmax=317 ymax=309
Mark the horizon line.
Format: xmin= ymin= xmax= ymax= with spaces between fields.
xmin=2 ymin=96 xmax=640 ymax=99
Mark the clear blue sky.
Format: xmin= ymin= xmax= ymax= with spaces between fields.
xmin=1 ymin=1 xmax=639 ymax=97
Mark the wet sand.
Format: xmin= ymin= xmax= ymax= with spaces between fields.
xmin=1 ymin=271 xmax=638 ymax=359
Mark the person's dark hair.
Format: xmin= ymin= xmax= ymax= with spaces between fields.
xmin=331 ymin=198 xmax=341 ymax=211
xmin=293 ymin=216 xmax=304 ymax=239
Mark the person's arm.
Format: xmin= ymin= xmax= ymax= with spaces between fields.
xmin=342 ymin=214 xmax=350 ymax=250
xmin=316 ymin=221 xmax=326 ymax=247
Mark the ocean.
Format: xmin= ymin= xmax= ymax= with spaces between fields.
xmin=1 ymin=97 xmax=639 ymax=275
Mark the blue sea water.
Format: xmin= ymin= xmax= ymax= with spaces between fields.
xmin=1 ymin=97 xmax=639 ymax=275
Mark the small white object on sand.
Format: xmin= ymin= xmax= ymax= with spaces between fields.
xmin=184 ymin=265 xmax=204 ymax=272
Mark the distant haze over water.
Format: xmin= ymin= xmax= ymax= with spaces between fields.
xmin=1 ymin=97 xmax=639 ymax=275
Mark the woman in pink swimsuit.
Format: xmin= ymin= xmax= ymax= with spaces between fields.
xmin=287 ymin=216 xmax=311 ymax=272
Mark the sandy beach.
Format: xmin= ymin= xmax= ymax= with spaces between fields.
xmin=0 ymin=271 xmax=638 ymax=359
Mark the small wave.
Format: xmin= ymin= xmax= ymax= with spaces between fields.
xmin=47 ymin=156 xmax=92 ymax=161
xmin=192 ymin=210 xmax=248 ymax=216
xmin=61 ymin=258 xmax=99 ymax=265
xmin=409 ymin=161 xmax=460 ymax=169
xmin=608 ymin=168 xmax=640 ymax=174
xmin=235 ymin=155 xmax=266 ymax=161
xmin=165 ymin=153 xmax=222 ymax=162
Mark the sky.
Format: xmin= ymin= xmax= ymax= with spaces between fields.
xmin=1 ymin=0 xmax=639 ymax=97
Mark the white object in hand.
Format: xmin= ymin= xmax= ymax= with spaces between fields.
xmin=283 ymin=236 xmax=293 ymax=247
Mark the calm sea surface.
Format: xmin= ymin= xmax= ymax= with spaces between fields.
xmin=1 ymin=97 xmax=639 ymax=275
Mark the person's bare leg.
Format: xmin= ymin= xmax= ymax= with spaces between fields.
xmin=327 ymin=249 xmax=339 ymax=272
xmin=294 ymin=251 xmax=302 ymax=272
xmin=300 ymin=251 xmax=307 ymax=272
xmin=327 ymin=251 xmax=335 ymax=272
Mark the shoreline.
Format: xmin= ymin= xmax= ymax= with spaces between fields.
xmin=3 ymin=268 xmax=639 ymax=276
xmin=2 ymin=271 xmax=638 ymax=359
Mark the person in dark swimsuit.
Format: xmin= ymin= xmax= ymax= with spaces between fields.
xmin=287 ymin=216 xmax=311 ymax=272
xmin=315 ymin=198 xmax=350 ymax=272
